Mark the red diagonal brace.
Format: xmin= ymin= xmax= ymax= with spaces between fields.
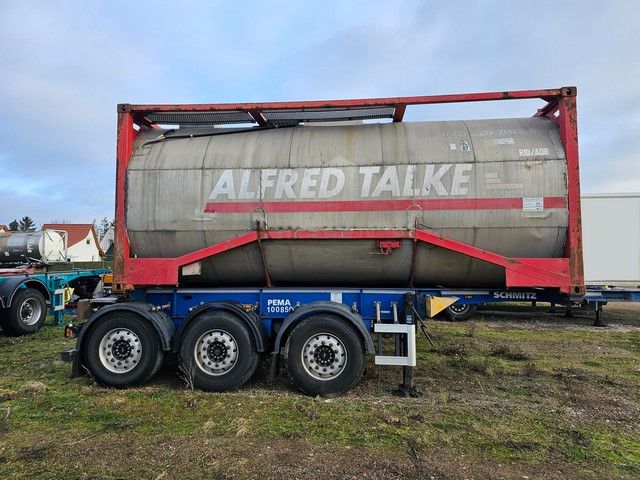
xmin=413 ymin=229 xmax=571 ymax=292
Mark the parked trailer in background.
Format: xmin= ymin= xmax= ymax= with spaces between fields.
xmin=0 ymin=268 xmax=107 ymax=335
xmin=457 ymin=194 xmax=640 ymax=323
xmin=0 ymin=229 xmax=107 ymax=335
xmin=64 ymin=87 xmax=603 ymax=396
xmin=582 ymin=193 xmax=640 ymax=286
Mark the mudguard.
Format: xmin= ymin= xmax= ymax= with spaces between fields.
xmin=273 ymin=301 xmax=375 ymax=355
xmin=0 ymin=276 xmax=50 ymax=309
xmin=172 ymin=301 xmax=270 ymax=353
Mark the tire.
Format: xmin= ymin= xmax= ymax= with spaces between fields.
xmin=1 ymin=289 xmax=47 ymax=336
xmin=83 ymin=312 xmax=161 ymax=387
xmin=445 ymin=303 xmax=477 ymax=321
xmin=285 ymin=315 xmax=365 ymax=397
xmin=178 ymin=311 xmax=259 ymax=392
xmin=151 ymin=349 xmax=165 ymax=377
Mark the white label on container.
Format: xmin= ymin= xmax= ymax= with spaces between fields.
xmin=182 ymin=262 xmax=201 ymax=276
xmin=330 ymin=292 xmax=343 ymax=304
xmin=523 ymin=197 xmax=544 ymax=212
xmin=519 ymin=147 xmax=549 ymax=156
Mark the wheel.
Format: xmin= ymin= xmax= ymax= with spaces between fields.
xmin=445 ymin=303 xmax=477 ymax=321
xmin=178 ymin=311 xmax=259 ymax=392
xmin=83 ymin=312 xmax=162 ymax=387
xmin=1 ymin=288 xmax=47 ymax=336
xmin=285 ymin=315 xmax=365 ymax=397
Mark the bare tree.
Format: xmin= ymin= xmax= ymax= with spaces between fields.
xmin=98 ymin=217 xmax=113 ymax=240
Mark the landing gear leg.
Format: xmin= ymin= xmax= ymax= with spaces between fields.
xmin=393 ymin=365 xmax=422 ymax=398
xmin=392 ymin=327 xmax=422 ymax=398
xmin=593 ymin=302 xmax=607 ymax=327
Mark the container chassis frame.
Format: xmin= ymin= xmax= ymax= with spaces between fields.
xmin=63 ymin=283 xmax=640 ymax=395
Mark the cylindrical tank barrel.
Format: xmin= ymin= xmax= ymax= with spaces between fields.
xmin=0 ymin=230 xmax=66 ymax=264
xmin=126 ymin=117 xmax=567 ymax=287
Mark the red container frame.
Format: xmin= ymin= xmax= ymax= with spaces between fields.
xmin=113 ymin=87 xmax=583 ymax=295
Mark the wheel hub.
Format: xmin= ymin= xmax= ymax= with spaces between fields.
xmin=194 ymin=330 xmax=238 ymax=376
xmin=21 ymin=303 xmax=33 ymax=321
xmin=314 ymin=345 xmax=336 ymax=367
xmin=301 ymin=333 xmax=347 ymax=381
xmin=19 ymin=298 xmax=42 ymax=325
xmin=207 ymin=342 xmax=228 ymax=362
xmin=112 ymin=339 xmax=133 ymax=360
xmin=449 ymin=304 xmax=469 ymax=313
xmin=98 ymin=329 xmax=142 ymax=373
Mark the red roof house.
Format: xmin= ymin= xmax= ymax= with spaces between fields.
xmin=43 ymin=223 xmax=104 ymax=262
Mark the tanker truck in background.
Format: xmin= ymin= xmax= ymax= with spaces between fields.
xmin=61 ymin=87 xmax=640 ymax=396
xmin=0 ymin=229 xmax=67 ymax=264
xmin=0 ymin=229 xmax=107 ymax=335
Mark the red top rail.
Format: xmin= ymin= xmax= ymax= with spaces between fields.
xmin=119 ymin=87 xmax=575 ymax=128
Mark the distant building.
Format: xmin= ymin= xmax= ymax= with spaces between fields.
xmin=43 ymin=223 xmax=104 ymax=262
xmin=100 ymin=225 xmax=115 ymax=260
xmin=0 ymin=224 xmax=8 ymax=234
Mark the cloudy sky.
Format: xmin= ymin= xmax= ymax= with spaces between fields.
xmin=1 ymin=0 xmax=638 ymax=227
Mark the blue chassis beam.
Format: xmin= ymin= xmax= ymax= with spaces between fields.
xmin=132 ymin=286 xmax=640 ymax=337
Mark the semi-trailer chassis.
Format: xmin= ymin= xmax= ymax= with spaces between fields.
xmin=61 ymin=87 xmax=639 ymax=396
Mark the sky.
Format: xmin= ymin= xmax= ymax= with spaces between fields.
xmin=0 ymin=0 xmax=639 ymax=227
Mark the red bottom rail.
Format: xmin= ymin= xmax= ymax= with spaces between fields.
xmin=114 ymin=229 xmax=580 ymax=294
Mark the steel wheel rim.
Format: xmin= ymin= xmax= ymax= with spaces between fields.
xmin=449 ymin=304 xmax=470 ymax=314
xmin=19 ymin=298 xmax=42 ymax=325
xmin=98 ymin=328 xmax=142 ymax=373
xmin=194 ymin=329 xmax=238 ymax=376
xmin=301 ymin=332 xmax=347 ymax=381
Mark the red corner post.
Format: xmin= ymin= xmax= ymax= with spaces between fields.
xmin=113 ymin=106 xmax=135 ymax=292
xmin=558 ymin=88 xmax=584 ymax=295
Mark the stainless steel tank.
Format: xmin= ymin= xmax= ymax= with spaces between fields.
xmin=0 ymin=230 xmax=66 ymax=264
xmin=126 ymin=117 xmax=567 ymax=287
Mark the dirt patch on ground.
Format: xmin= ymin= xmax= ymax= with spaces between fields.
xmin=3 ymin=432 xmax=611 ymax=480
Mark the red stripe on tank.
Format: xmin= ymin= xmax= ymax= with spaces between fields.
xmin=203 ymin=196 xmax=566 ymax=213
